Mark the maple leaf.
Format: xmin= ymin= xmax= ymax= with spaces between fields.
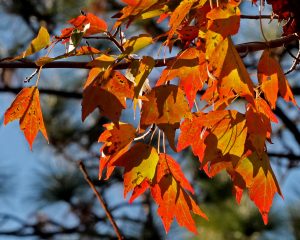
xmin=151 ymin=173 xmax=207 ymax=233
xmin=119 ymin=34 xmax=153 ymax=59
xmin=208 ymin=37 xmax=255 ymax=104
xmin=82 ymin=70 xmax=134 ymax=124
xmin=177 ymin=113 xmax=208 ymax=161
xmin=207 ymin=2 xmax=240 ymax=39
xmin=201 ymin=110 xmax=247 ymax=176
xmin=156 ymin=48 xmax=207 ymax=108
xmin=7 ymin=27 xmax=50 ymax=61
xmin=166 ymin=0 xmax=198 ymax=45
xmin=98 ymin=122 xmax=136 ymax=179
xmin=131 ymin=56 xmax=155 ymax=99
xmin=140 ymin=85 xmax=191 ymax=151
xmin=257 ymin=49 xmax=296 ymax=108
xmin=114 ymin=0 xmax=167 ymax=27
xmin=112 ymin=142 xmax=159 ymax=197
xmin=156 ymin=153 xmax=194 ymax=193
xmin=58 ymin=13 xmax=107 ymax=40
xmin=246 ymin=98 xmax=277 ymax=155
xmin=233 ymin=151 xmax=282 ymax=224
xmin=4 ymin=87 xmax=48 ymax=149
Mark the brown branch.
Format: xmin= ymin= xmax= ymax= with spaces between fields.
xmin=0 ymin=34 xmax=298 ymax=70
xmin=240 ymin=15 xmax=277 ymax=19
xmin=78 ymin=161 xmax=124 ymax=240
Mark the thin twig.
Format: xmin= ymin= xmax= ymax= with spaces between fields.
xmin=285 ymin=40 xmax=300 ymax=75
xmin=78 ymin=161 xmax=124 ymax=240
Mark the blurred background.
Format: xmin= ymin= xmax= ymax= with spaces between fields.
xmin=0 ymin=0 xmax=300 ymax=239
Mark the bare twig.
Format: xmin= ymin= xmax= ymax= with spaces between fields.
xmin=78 ymin=161 xmax=124 ymax=240
xmin=285 ymin=40 xmax=300 ymax=75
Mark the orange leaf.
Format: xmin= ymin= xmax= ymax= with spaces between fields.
xmin=234 ymin=151 xmax=282 ymax=224
xmin=158 ymin=153 xmax=194 ymax=193
xmin=140 ymin=85 xmax=191 ymax=151
xmin=98 ymin=122 xmax=136 ymax=156
xmin=151 ymin=175 xmax=207 ymax=233
xmin=112 ymin=143 xmax=159 ymax=197
xmin=167 ymin=0 xmax=198 ymax=43
xmin=177 ymin=113 xmax=208 ymax=160
xmin=257 ymin=50 xmax=279 ymax=108
xmin=208 ymin=38 xmax=254 ymax=104
xmin=59 ymin=13 xmax=107 ymax=39
xmin=4 ymin=87 xmax=48 ymax=149
xmin=82 ymin=71 xmax=134 ymax=124
xmin=207 ymin=3 xmax=240 ymax=39
xmin=202 ymin=110 xmax=247 ymax=174
xmin=157 ymin=48 xmax=207 ymax=108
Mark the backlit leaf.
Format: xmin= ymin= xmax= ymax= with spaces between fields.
xmin=4 ymin=87 xmax=48 ymax=149
xmin=257 ymin=49 xmax=279 ymax=108
xmin=207 ymin=3 xmax=240 ymax=39
xmin=202 ymin=110 xmax=247 ymax=174
xmin=113 ymin=143 xmax=159 ymax=197
xmin=140 ymin=85 xmax=191 ymax=151
xmin=157 ymin=48 xmax=207 ymax=108
xmin=82 ymin=71 xmax=134 ymax=124
xmin=119 ymin=34 xmax=153 ymax=59
xmin=208 ymin=38 xmax=254 ymax=104
xmin=234 ymin=151 xmax=282 ymax=224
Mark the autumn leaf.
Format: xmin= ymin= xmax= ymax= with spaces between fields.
xmin=156 ymin=48 xmax=207 ymax=108
xmin=202 ymin=110 xmax=247 ymax=175
xmin=4 ymin=87 xmax=48 ymax=149
xmin=157 ymin=154 xmax=194 ymax=193
xmin=10 ymin=27 xmax=50 ymax=61
xmin=114 ymin=1 xmax=167 ymax=27
xmin=119 ymin=34 xmax=153 ymax=59
xmin=58 ymin=13 xmax=107 ymax=39
xmin=140 ymin=85 xmax=191 ymax=151
xmin=207 ymin=3 xmax=240 ymax=39
xmin=234 ymin=151 xmax=282 ymax=224
xmin=167 ymin=0 xmax=198 ymax=44
xmin=132 ymin=56 xmax=155 ymax=99
xmin=98 ymin=122 xmax=136 ymax=179
xmin=246 ymin=98 xmax=276 ymax=155
xmin=257 ymin=44 xmax=296 ymax=106
xmin=208 ymin=37 xmax=254 ymax=104
xmin=177 ymin=113 xmax=208 ymax=161
xmin=112 ymin=142 xmax=159 ymax=197
xmin=151 ymin=174 xmax=207 ymax=233
xmin=82 ymin=71 xmax=134 ymax=124
xmin=257 ymin=49 xmax=279 ymax=108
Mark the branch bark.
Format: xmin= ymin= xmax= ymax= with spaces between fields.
xmin=0 ymin=34 xmax=298 ymax=70
xmin=78 ymin=161 xmax=124 ymax=240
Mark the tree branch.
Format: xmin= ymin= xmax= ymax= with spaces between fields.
xmin=78 ymin=161 xmax=124 ymax=240
xmin=0 ymin=34 xmax=298 ymax=70
xmin=274 ymin=106 xmax=300 ymax=146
